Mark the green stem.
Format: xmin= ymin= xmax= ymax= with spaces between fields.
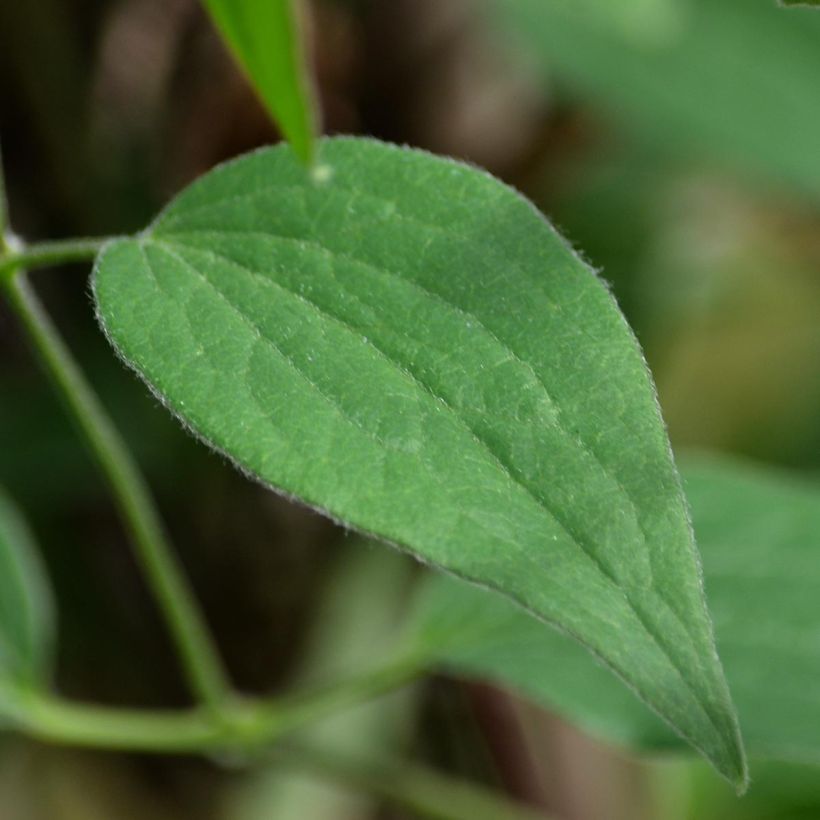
xmin=1 ymin=270 xmax=231 ymax=711
xmin=1 ymin=660 xmax=544 ymax=820
xmin=9 ymin=690 xmax=222 ymax=753
xmin=0 ymin=655 xmax=425 ymax=754
xmin=2 ymin=680 xmax=547 ymax=820
xmin=0 ymin=236 xmax=112 ymax=281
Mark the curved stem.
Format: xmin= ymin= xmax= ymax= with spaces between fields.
xmin=3 ymin=684 xmax=547 ymax=820
xmin=1 ymin=660 xmax=545 ymax=820
xmin=0 ymin=654 xmax=426 ymax=753
xmin=9 ymin=690 xmax=222 ymax=753
xmin=1 ymin=269 xmax=231 ymax=711
xmin=0 ymin=237 xmax=113 ymax=281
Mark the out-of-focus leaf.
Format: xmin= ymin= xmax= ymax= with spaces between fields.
xmin=487 ymin=0 xmax=820 ymax=200
xmin=779 ymin=0 xmax=820 ymax=7
xmin=201 ymin=0 xmax=317 ymax=165
xmin=543 ymin=0 xmax=688 ymax=43
xmin=92 ymin=137 xmax=744 ymax=786
xmin=408 ymin=456 xmax=820 ymax=765
xmin=0 ymin=487 xmax=54 ymax=686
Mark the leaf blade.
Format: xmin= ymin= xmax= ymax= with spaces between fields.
xmin=488 ymin=0 xmax=820 ymax=200
xmin=0 ymin=487 xmax=54 ymax=687
xmin=93 ymin=137 xmax=745 ymax=786
xmin=201 ymin=0 xmax=317 ymax=164
xmin=540 ymin=0 xmax=688 ymax=44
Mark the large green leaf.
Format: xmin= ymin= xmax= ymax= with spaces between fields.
xmin=409 ymin=457 xmax=820 ymax=765
xmin=0 ymin=487 xmax=54 ymax=686
xmin=92 ymin=137 xmax=745 ymax=786
xmin=487 ymin=0 xmax=820 ymax=199
xmin=201 ymin=0 xmax=317 ymax=165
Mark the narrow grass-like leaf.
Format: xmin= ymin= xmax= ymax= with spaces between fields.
xmin=92 ymin=137 xmax=745 ymax=786
xmin=0 ymin=487 xmax=54 ymax=687
xmin=201 ymin=0 xmax=317 ymax=165
xmin=487 ymin=0 xmax=820 ymax=199
xmin=409 ymin=456 xmax=820 ymax=766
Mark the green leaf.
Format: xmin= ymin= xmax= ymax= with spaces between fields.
xmin=541 ymin=0 xmax=688 ymax=44
xmin=0 ymin=487 xmax=54 ymax=686
xmin=779 ymin=0 xmax=820 ymax=6
xmin=408 ymin=456 xmax=820 ymax=766
xmin=487 ymin=0 xmax=820 ymax=199
xmin=92 ymin=137 xmax=745 ymax=787
xmin=201 ymin=0 xmax=317 ymax=165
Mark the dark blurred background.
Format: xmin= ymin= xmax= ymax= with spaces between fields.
xmin=1 ymin=0 xmax=819 ymax=817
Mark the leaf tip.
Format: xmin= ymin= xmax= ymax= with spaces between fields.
xmin=730 ymin=756 xmax=750 ymax=796
xmin=722 ymin=731 xmax=750 ymax=796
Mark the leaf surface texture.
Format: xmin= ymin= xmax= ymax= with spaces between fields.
xmin=93 ymin=138 xmax=745 ymax=785
xmin=411 ymin=458 xmax=819 ymax=766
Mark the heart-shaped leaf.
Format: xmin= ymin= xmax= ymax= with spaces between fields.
xmin=92 ymin=137 xmax=745 ymax=786
xmin=408 ymin=456 xmax=820 ymax=766
xmin=0 ymin=487 xmax=54 ymax=688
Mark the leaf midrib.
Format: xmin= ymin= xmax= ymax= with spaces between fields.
xmin=162 ymin=226 xmax=656 ymax=563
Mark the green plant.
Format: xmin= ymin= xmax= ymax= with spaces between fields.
xmin=1 ymin=1 xmax=818 ymax=817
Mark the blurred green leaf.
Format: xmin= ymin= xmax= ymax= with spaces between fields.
xmin=779 ymin=0 xmax=820 ymax=6
xmin=542 ymin=0 xmax=688 ymax=43
xmin=201 ymin=0 xmax=317 ymax=165
xmin=92 ymin=136 xmax=744 ymax=787
xmin=408 ymin=456 xmax=820 ymax=766
xmin=0 ymin=487 xmax=54 ymax=687
xmin=488 ymin=0 xmax=820 ymax=199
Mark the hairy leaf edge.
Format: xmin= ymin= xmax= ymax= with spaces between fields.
xmin=89 ymin=137 xmax=747 ymax=789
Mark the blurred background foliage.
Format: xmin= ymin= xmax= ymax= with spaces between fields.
xmin=0 ymin=0 xmax=819 ymax=817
